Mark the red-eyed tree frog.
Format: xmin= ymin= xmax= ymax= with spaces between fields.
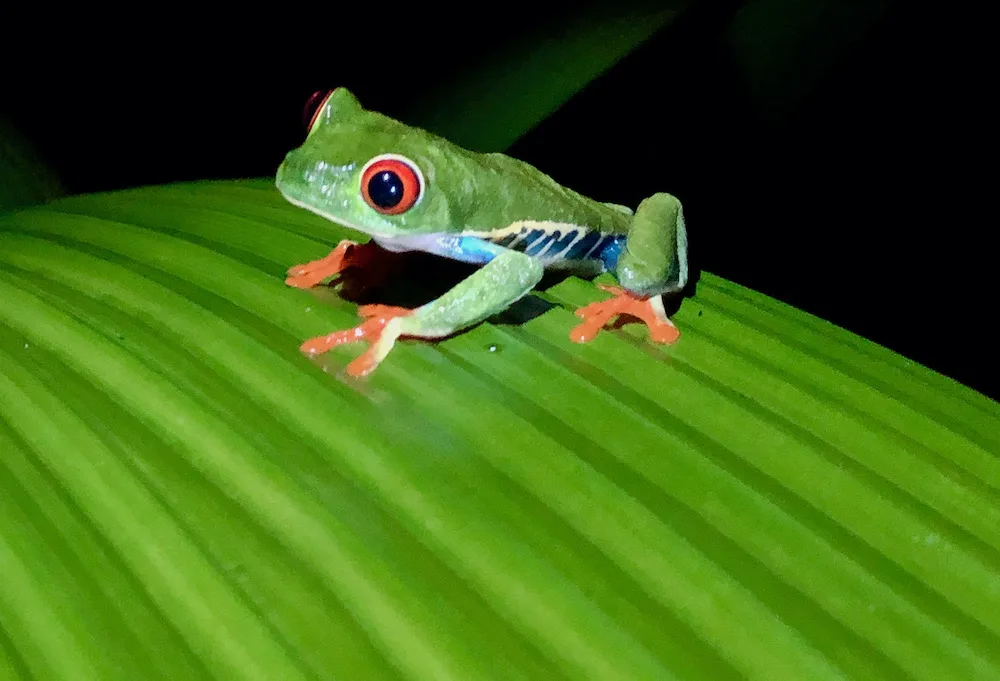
xmin=276 ymin=88 xmax=688 ymax=377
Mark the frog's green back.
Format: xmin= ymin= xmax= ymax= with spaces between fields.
xmin=276 ymin=88 xmax=630 ymax=239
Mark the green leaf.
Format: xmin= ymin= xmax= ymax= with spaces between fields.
xmin=1 ymin=181 xmax=998 ymax=681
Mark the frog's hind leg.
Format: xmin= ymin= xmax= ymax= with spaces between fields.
xmin=571 ymin=192 xmax=687 ymax=344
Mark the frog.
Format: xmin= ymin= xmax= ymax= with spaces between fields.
xmin=276 ymin=87 xmax=688 ymax=377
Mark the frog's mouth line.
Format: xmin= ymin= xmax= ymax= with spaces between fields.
xmin=278 ymin=190 xmax=397 ymax=240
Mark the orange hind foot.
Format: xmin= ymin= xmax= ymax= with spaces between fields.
xmin=570 ymin=284 xmax=680 ymax=344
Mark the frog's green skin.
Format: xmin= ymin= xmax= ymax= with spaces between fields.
xmin=276 ymin=88 xmax=687 ymax=371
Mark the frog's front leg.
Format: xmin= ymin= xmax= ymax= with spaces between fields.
xmin=572 ymin=192 xmax=688 ymax=344
xmin=301 ymin=246 xmax=543 ymax=377
xmin=286 ymin=239 xmax=385 ymax=289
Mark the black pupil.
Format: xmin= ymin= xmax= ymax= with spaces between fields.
xmin=368 ymin=170 xmax=404 ymax=209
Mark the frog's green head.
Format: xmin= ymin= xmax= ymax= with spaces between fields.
xmin=276 ymin=88 xmax=462 ymax=238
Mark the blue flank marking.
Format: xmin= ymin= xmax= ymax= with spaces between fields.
xmin=545 ymin=230 xmax=580 ymax=258
xmin=480 ymin=226 xmax=627 ymax=268
xmin=520 ymin=229 xmax=549 ymax=255
xmin=519 ymin=229 xmax=582 ymax=259
xmin=494 ymin=232 xmax=519 ymax=248
xmin=524 ymin=230 xmax=556 ymax=256
xmin=451 ymin=235 xmax=505 ymax=264
xmin=565 ymin=231 xmax=602 ymax=259
xmin=597 ymin=235 xmax=626 ymax=272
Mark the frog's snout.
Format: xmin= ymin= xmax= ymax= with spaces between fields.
xmin=275 ymin=149 xmax=301 ymax=187
xmin=274 ymin=154 xmax=289 ymax=189
xmin=275 ymin=149 xmax=318 ymax=197
xmin=275 ymin=150 xmax=357 ymax=208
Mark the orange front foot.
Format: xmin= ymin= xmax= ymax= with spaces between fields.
xmin=286 ymin=240 xmax=381 ymax=289
xmin=300 ymin=304 xmax=414 ymax=377
xmin=570 ymin=284 xmax=680 ymax=344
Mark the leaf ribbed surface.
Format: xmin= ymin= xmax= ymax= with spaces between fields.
xmin=1 ymin=180 xmax=997 ymax=681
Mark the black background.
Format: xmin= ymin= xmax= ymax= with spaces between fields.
xmin=2 ymin=2 xmax=993 ymax=400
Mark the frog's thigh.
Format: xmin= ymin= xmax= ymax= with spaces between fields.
xmin=616 ymin=192 xmax=688 ymax=297
xmin=400 ymin=250 xmax=544 ymax=338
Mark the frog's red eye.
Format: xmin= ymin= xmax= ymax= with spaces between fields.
xmin=303 ymin=89 xmax=335 ymax=131
xmin=360 ymin=155 xmax=423 ymax=215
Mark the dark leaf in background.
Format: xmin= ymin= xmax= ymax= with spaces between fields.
xmin=0 ymin=117 xmax=63 ymax=212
